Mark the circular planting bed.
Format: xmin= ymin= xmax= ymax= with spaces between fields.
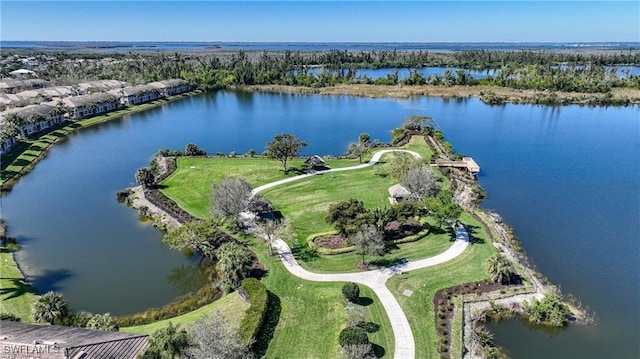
xmin=314 ymin=234 xmax=348 ymax=249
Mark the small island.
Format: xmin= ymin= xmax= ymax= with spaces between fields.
xmin=111 ymin=115 xmax=584 ymax=358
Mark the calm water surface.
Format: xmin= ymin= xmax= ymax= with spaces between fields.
xmin=2 ymin=92 xmax=638 ymax=357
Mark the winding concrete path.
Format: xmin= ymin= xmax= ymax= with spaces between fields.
xmin=253 ymin=150 xmax=469 ymax=359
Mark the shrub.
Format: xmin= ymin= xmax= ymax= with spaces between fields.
xmin=342 ymin=282 xmax=360 ymax=303
xmin=237 ymin=278 xmax=269 ymax=342
xmin=0 ymin=312 xmax=21 ymax=321
xmin=339 ymin=326 xmax=369 ymax=347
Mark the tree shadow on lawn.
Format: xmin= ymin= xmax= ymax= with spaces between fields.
xmin=12 ymin=159 xmax=31 ymax=167
xmin=357 ymin=296 xmax=373 ymax=307
xmin=253 ymin=291 xmax=281 ymax=358
xmin=291 ymin=243 xmax=319 ymax=263
xmin=372 ymin=343 xmax=386 ymax=358
xmin=0 ymin=278 xmax=39 ymax=300
xmin=464 ymin=224 xmax=485 ymax=244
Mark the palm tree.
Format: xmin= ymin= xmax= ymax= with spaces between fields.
xmin=4 ymin=113 xmax=26 ymax=137
xmin=32 ymin=291 xmax=70 ymax=325
xmin=485 ymin=254 xmax=515 ymax=284
xmin=135 ymin=167 xmax=155 ymax=188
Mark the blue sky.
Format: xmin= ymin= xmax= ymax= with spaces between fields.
xmin=1 ymin=1 xmax=638 ymax=42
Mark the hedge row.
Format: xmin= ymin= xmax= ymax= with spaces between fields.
xmin=116 ymin=284 xmax=220 ymax=327
xmin=306 ymin=228 xmax=430 ymax=255
xmin=237 ymin=278 xmax=269 ymax=343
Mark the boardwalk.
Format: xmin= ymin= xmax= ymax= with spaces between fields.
xmin=433 ymin=157 xmax=480 ymax=174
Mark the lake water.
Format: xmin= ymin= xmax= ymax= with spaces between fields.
xmin=303 ymin=67 xmax=498 ymax=80
xmin=2 ymin=92 xmax=638 ymax=357
xmin=3 ymin=41 xmax=639 ymax=51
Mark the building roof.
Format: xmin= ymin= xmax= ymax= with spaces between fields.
xmin=77 ymin=80 xmax=128 ymax=92
xmin=0 ymin=321 xmax=149 ymax=359
xmin=388 ymin=184 xmax=411 ymax=198
xmin=147 ymin=79 xmax=187 ymax=89
xmin=63 ymin=93 xmax=117 ymax=108
xmin=0 ymin=103 xmax=56 ymax=123
xmin=109 ymin=85 xmax=158 ymax=97
xmin=10 ymin=69 xmax=36 ymax=76
xmin=0 ymin=79 xmax=47 ymax=90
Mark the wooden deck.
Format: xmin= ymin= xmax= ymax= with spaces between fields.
xmin=433 ymin=157 xmax=480 ymax=174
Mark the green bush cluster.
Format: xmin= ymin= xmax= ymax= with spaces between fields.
xmin=524 ymin=294 xmax=571 ymax=327
xmin=116 ymin=284 xmax=219 ymax=327
xmin=338 ymin=326 xmax=370 ymax=347
xmin=342 ymin=282 xmax=360 ymax=303
xmin=237 ymin=278 xmax=269 ymax=343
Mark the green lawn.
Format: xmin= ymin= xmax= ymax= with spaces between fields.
xmin=0 ymin=248 xmax=38 ymax=322
xmin=160 ymin=156 xmax=367 ymax=220
xmin=157 ymin=137 xmax=497 ymax=357
xmin=261 ymin=163 xmax=398 ymax=241
xmin=244 ymin=236 xmax=394 ymax=359
xmin=120 ymin=291 xmax=249 ymax=335
xmin=386 ymin=213 xmax=496 ymax=358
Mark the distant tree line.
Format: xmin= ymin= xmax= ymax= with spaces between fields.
xmin=3 ymin=49 xmax=639 ymax=93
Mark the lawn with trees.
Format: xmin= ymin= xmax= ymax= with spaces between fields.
xmin=152 ymin=133 xmax=495 ymax=357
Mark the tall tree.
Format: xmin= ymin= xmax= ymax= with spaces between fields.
xmin=350 ymin=224 xmax=385 ymax=269
xmin=184 ymin=143 xmax=206 ymax=156
xmin=402 ymin=165 xmax=438 ymax=201
xmin=211 ymin=177 xmax=253 ymax=222
xmin=216 ymin=241 xmax=253 ymax=291
xmin=425 ymin=190 xmax=462 ymax=229
xmin=326 ymin=199 xmax=374 ymax=237
xmin=163 ymin=219 xmax=228 ymax=259
xmin=189 ymin=312 xmax=255 ymax=359
xmin=265 ymin=133 xmax=307 ymax=172
xmin=358 ymin=133 xmax=371 ymax=148
xmin=402 ymin=115 xmax=432 ymax=131
xmin=32 ymin=291 xmax=70 ymax=325
xmin=135 ymin=167 xmax=155 ymax=188
xmin=388 ymin=153 xmax=423 ymax=180
xmin=347 ymin=143 xmax=367 ymax=163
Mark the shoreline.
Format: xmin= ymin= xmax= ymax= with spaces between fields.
xmin=0 ymin=90 xmax=200 ymax=194
xmin=127 ymin=137 xmax=586 ymax=357
xmin=243 ymin=84 xmax=640 ymax=105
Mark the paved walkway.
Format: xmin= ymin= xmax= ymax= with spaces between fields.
xmin=253 ymin=149 xmax=469 ymax=359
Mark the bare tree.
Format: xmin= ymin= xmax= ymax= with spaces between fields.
xmin=388 ymin=153 xmax=423 ymax=180
xmin=189 ymin=312 xmax=255 ymax=359
xmin=402 ymin=165 xmax=438 ymax=201
xmin=351 ymin=224 xmax=386 ymax=269
xmin=252 ymin=218 xmax=293 ymax=256
xmin=341 ymin=344 xmax=375 ymax=359
xmin=211 ymin=177 xmax=253 ymax=221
